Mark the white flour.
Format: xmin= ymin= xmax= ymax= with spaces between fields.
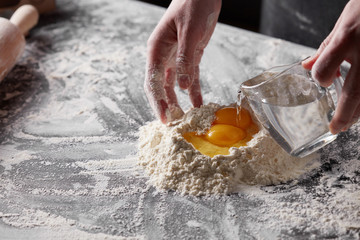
xmin=138 ymin=103 xmax=320 ymax=196
xmin=0 ymin=209 xmax=144 ymax=240
xmin=249 ymin=153 xmax=360 ymax=239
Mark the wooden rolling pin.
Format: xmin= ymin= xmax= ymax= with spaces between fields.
xmin=0 ymin=0 xmax=55 ymax=15
xmin=0 ymin=4 xmax=38 ymax=82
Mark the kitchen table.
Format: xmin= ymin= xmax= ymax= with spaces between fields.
xmin=0 ymin=0 xmax=359 ymax=239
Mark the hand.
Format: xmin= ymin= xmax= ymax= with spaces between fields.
xmin=303 ymin=0 xmax=360 ymax=134
xmin=144 ymin=0 xmax=221 ymax=123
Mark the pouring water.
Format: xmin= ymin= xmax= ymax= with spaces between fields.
xmin=239 ymin=60 xmax=343 ymax=157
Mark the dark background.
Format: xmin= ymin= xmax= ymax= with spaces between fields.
xmin=138 ymin=0 xmax=349 ymax=49
xmin=138 ymin=0 xmax=262 ymax=32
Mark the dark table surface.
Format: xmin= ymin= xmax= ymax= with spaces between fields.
xmin=0 ymin=0 xmax=359 ymax=239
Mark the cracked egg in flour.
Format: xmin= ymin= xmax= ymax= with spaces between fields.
xmin=183 ymin=106 xmax=259 ymax=157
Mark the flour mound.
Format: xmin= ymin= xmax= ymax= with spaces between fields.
xmin=138 ymin=103 xmax=319 ymax=196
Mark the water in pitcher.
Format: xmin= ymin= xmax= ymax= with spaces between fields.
xmin=241 ymin=71 xmax=337 ymax=157
xmin=260 ymin=93 xmax=334 ymax=156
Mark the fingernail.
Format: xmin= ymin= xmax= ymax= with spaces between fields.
xmin=169 ymin=105 xmax=184 ymax=121
xmin=192 ymin=94 xmax=203 ymax=108
xmin=302 ymin=56 xmax=314 ymax=69
xmin=302 ymin=57 xmax=311 ymax=64
xmin=341 ymin=123 xmax=351 ymax=132
xmin=178 ymin=74 xmax=191 ymax=89
xmin=329 ymin=125 xmax=340 ymax=135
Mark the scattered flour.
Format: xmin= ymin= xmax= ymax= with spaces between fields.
xmin=0 ymin=144 xmax=35 ymax=171
xmin=138 ymin=103 xmax=320 ymax=196
xmin=0 ymin=209 xmax=144 ymax=240
xmin=251 ymin=155 xmax=360 ymax=239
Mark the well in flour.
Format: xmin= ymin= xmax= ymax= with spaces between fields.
xmin=138 ymin=103 xmax=319 ymax=196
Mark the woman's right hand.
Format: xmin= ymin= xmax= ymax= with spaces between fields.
xmin=303 ymin=0 xmax=360 ymax=134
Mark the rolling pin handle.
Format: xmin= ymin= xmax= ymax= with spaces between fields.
xmin=10 ymin=4 xmax=39 ymax=36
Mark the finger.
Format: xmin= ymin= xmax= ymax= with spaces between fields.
xmin=176 ymin=57 xmax=195 ymax=90
xmin=340 ymin=103 xmax=360 ymax=132
xmin=164 ymin=67 xmax=184 ymax=121
xmin=302 ymin=14 xmax=344 ymax=70
xmin=311 ymin=19 xmax=350 ymax=87
xmin=302 ymin=55 xmax=318 ymax=70
xmin=351 ymin=103 xmax=360 ymax=124
xmin=144 ymin=15 xmax=179 ymax=123
xmin=312 ymin=40 xmax=348 ymax=87
xmin=145 ymin=39 xmax=176 ymax=123
xmin=330 ymin=64 xmax=360 ymax=134
xmin=176 ymin=28 xmax=200 ymax=90
xmin=302 ymin=34 xmax=333 ymax=70
xmin=164 ymin=67 xmax=179 ymax=107
xmin=188 ymin=65 xmax=203 ymax=108
xmin=144 ymin=65 xmax=169 ymax=124
xmin=188 ymin=48 xmax=204 ymax=108
xmin=342 ymin=99 xmax=360 ymax=132
xmin=194 ymin=47 xmax=205 ymax=66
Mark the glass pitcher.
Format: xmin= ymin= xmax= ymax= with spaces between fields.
xmin=240 ymin=60 xmax=344 ymax=158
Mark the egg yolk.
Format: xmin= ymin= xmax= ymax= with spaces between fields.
xmin=213 ymin=107 xmax=252 ymax=129
xmin=183 ymin=107 xmax=259 ymax=157
xmin=205 ymin=124 xmax=246 ymax=146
